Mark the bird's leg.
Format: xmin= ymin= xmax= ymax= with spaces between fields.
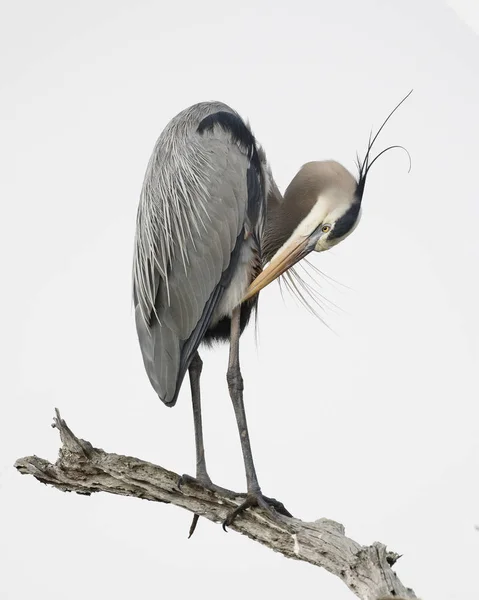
xmin=223 ymin=306 xmax=292 ymax=529
xmin=227 ymin=306 xmax=260 ymax=493
xmin=182 ymin=351 xmax=237 ymax=492
xmin=181 ymin=351 xmax=208 ymax=538
xmin=180 ymin=351 xmax=239 ymax=537
xmin=179 ymin=350 xmax=242 ymax=496
xmin=189 ymin=351 xmax=211 ymax=485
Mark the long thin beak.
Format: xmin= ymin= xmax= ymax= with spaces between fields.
xmin=243 ymin=236 xmax=312 ymax=301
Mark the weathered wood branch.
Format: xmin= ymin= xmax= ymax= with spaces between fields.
xmin=15 ymin=410 xmax=418 ymax=600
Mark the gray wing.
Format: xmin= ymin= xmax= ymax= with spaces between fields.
xmin=133 ymin=102 xmax=266 ymax=406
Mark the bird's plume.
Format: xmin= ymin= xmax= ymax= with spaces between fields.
xmin=356 ymin=90 xmax=413 ymax=193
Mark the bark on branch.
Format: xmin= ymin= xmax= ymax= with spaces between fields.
xmin=15 ymin=410 xmax=418 ymax=600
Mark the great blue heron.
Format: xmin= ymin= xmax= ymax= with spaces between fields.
xmin=133 ymin=94 xmax=410 ymax=530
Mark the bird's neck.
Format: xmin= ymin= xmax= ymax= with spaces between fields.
xmin=263 ymin=185 xmax=318 ymax=263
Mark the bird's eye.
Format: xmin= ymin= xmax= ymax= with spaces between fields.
xmin=321 ymin=224 xmax=331 ymax=233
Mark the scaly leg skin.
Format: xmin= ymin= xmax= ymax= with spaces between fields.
xmin=177 ymin=351 xmax=235 ymax=506
xmin=180 ymin=351 xmax=212 ymax=537
xmin=222 ymin=306 xmax=292 ymax=531
xmin=177 ymin=351 xmax=272 ymax=536
xmin=188 ymin=351 xmax=209 ymax=483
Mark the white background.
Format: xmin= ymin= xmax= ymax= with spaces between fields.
xmin=2 ymin=1 xmax=478 ymax=598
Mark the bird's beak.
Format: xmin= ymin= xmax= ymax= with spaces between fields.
xmin=243 ymin=236 xmax=313 ymax=301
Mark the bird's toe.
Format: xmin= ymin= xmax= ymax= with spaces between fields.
xmin=222 ymin=491 xmax=292 ymax=531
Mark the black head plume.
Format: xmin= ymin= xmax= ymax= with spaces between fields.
xmin=356 ymin=90 xmax=413 ymax=199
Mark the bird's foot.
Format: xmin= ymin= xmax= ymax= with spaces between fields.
xmin=178 ymin=473 xmax=237 ymax=538
xmin=178 ymin=476 xmax=292 ymax=534
xmin=178 ymin=473 xmax=237 ymax=498
xmin=222 ymin=490 xmax=292 ymax=531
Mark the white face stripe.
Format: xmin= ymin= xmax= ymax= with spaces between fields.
xmin=268 ymin=189 xmax=356 ymax=262
xmin=317 ymin=206 xmax=362 ymax=250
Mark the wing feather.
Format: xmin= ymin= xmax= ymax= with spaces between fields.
xmin=133 ymin=102 xmax=267 ymax=405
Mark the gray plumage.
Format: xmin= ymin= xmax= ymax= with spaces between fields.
xmin=133 ymin=102 xmax=270 ymax=405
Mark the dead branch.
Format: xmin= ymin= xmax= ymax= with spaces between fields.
xmin=14 ymin=410 xmax=418 ymax=600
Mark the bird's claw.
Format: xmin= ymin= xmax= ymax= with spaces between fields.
xmin=222 ymin=491 xmax=292 ymax=531
xmin=188 ymin=514 xmax=200 ymax=539
xmin=178 ymin=473 xmax=235 ymax=539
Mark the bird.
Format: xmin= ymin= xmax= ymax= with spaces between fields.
xmin=132 ymin=94 xmax=411 ymax=530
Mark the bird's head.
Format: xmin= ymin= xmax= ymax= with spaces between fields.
xmin=243 ymin=92 xmax=412 ymax=302
xmin=243 ymin=161 xmax=363 ymax=300
xmin=294 ymin=159 xmax=364 ymax=255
